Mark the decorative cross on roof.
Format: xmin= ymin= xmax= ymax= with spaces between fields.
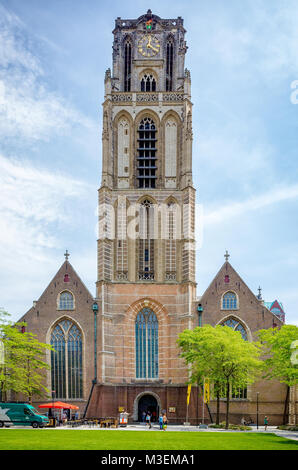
xmin=64 ymin=250 xmax=70 ymax=261
xmin=257 ymin=286 xmax=262 ymax=299
xmin=224 ymin=250 xmax=230 ymax=262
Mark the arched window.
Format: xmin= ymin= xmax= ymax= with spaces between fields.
xmin=50 ymin=319 xmax=83 ymax=399
xmin=222 ymin=292 xmax=237 ymax=310
xmin=124 ymin=39 xmax=132 ymax=91
xmin=219 ymin=316 xmax=248 ymax=398
xmin=137 ymin=117 xmax=157 ymax=189
xmin=141 ymin=74 xmax=156 ymax=92
xmin=135 ymin=308 xmax=158 ymax=378
xmin=221 ymin=317 xmax=248 ymax=341
xmin=59 ymin=291 xmax=74 ymax=310
xmin=166 ymin=37 xmax=174 ymax=91
xmin=138 ymin=199 xmax=155 ymax=280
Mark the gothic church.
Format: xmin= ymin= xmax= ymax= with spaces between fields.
xmin=19 ymin=11 xmax=288 ymax=425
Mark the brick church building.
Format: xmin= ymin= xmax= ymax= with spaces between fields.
xmin=19 ymin=11 xmax=290 ymax=425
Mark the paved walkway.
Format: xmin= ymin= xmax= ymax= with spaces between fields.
xmin=38 ymin=423 xmax=298 ymax=441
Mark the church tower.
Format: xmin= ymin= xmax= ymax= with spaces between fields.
xmin=92 ymin=10 xmax=197 ymax=422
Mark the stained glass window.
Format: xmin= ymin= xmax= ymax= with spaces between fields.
xmin=59 ymin=291 xmax=74 ymax=310
xmin=135 ymin=308 xmax=158 ymax=379
xmin=222 ymin=292 xmax=237 ymax=310
xmin=50 ymin=319 xmax=83 ymax=399
xmin=221 ymin=317 xmax=248 ymax=341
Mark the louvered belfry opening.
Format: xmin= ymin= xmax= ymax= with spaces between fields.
xmin=124 ymin=40 xmax=132 ymax=91
xmin=141 ymin=74 xmax=156 ymax=92
xmin=137 ymin=117 xmax=157 ymax=189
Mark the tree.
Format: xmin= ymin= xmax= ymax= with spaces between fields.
xmin=258 ymin=324 xmax=298 ymax=424
xmin=178 ymin=325 xmax=263 ymax=428
xmin=0 ymin=309 xmax=53 ymax=402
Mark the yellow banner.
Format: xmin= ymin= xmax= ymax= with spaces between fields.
xmin=186 ymin=384 xmax=192 ymax=405
xmin=204 ymin=378 xmax=210 ymax=404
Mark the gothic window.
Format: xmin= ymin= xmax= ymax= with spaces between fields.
xmin=140 ymin=74 xmax=156 ymax=92
xmin=59 ymin=291 xmax=74 ymax=310
xmin=124 ymin=39 xmax=132 ymax=92
xmin=166 ymin=37 xmax=174 ymax=91
xmin=137 ymin=117 xmax=157 ymax=189
xmin=50 ymin=319 xmax=83 ymax=399
xmin=221 ymin=317 xmax=248 ymax=341
xmin=138 ymin=199 xmax=155 ymax=280
xmin=135 ymin=308 xmax=158 ymax=378
xmin=222 ymin=291 xmax=237 ymax=310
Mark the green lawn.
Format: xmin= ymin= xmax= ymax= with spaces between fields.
xmin=0 ymin=430 xmax=297 ymax=450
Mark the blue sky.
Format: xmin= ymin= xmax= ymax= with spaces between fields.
xmin=0 ymin=0 xmax=298 ymax=325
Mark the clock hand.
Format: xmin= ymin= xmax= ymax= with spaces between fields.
xmin=147 ymin=43 xmax=159 ymax=53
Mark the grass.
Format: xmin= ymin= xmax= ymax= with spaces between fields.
xmin=0 ymin=429 xmax=297 ymax=450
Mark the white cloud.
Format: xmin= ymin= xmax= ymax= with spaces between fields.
xmin=0 ymin=153 xmax=89 ymax=262
xmin=204 ymin=184 xmax=298 ymax=226
xmin=0 ymin=4 xmax=95 ymax=143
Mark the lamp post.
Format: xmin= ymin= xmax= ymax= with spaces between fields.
xmin=256 ymin=392 xmax=259 ymax=430
xmin=197 ymin=304 xmax=203 ymax=327
xmin=82 ymin=301 xmax=99 ymax=420
xmin=92 ymin=302 xmax=99 ymax=384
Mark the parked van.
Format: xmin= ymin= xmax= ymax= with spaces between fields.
xmin=0 ymin=402 xmax=49 ymax=428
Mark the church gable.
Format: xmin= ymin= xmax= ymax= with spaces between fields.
xmin=19 ymin=256 xmax=94 ymax=336
xmin=199 ymin=258 xmax=283 ymax=338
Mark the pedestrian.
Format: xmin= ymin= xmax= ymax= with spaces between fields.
xmin=142 ymin=411 xmax=146 ymax=424
xmin=162 ymin=413 xmax=168 ymax=431
xmin=159 ymin=414 xmax=163 ymax=430
xmin=264 ymin=416 xmax=268 ymax=431
xmin=146 ymin=412 xmax=152 ymax=429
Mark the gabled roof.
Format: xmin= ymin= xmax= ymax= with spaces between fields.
xmin=19 ymin=258 xmax=94 ymax=322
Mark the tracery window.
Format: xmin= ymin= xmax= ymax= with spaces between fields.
xmin=135 ymin=308 xmax=158 ymax=379
xmin=50 ymin=319 xmax=83 ymax=399
xmin=124 ymin=39 xmax=132 ymax=92
xmin=141 ymin=74 xmax=156 ymax=92
xmin=59 ymin=291 xmax=74 ymax=310
xmin=222 ymin=291 xmax=237 ymax=310
xmin=221 ymin=317 xmax=248 ymax=341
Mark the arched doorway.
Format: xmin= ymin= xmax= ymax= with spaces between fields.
xmin=138 ymin=394 xmax=159 ymax=422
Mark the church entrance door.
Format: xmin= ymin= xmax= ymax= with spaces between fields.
xmin=138 ymin=394 xmax=158 ymax=423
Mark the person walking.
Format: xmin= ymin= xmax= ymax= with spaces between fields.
xmin=159 ymin=414 xmax=163 ymax=430
xmin=264 ymin=416 xmax=268 ymax=431
xmin=146 ymin=412 xmax=152 ymax=429
xmin=162 ymin=413 xmax=168 ymax=431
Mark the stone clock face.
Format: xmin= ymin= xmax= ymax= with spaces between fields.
xmin=138 ymin=35 xmax=160 ymax=57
